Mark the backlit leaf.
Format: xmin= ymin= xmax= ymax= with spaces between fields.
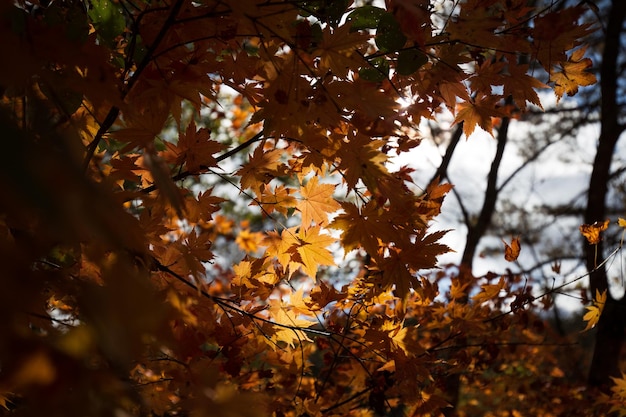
xmin=582 ymin=289 xmax=607 ymax=331
xmin=579 ymin=219 xmax=609 ymax=245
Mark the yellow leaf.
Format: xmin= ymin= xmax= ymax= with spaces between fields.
xmin=582 ymin=289 xmax=606 ymax=332
xmin=472 ymin=277 xmax=505 ymax=304
xmin=268 ymin=300 xmax=314 ymax=347
xmin=236 ymin=229 xmax=263 ymax=253
xmin=618 ymin=218 xmax=626 ymax=228
xmin=294 ymin=226 xmax=336 ymax=278
xmin=390 ymin=325 xmax=423 ymax=356
xmin=297 ymin=177 xmax=340 ymax=229
xmin=450 ymin=278 xmax=470 ymax=300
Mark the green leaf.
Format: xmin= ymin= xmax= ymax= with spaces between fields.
xmin=397 ymin=49 xmax=428 ymax=75
xmin=325 ymin=0 xmax=350 ymax=27
xmin=347 ymin=6 xmax=387 ymax=32
xmin=88 ymin=0 xmax=126 ymax=47
xmin=359 ymin=57 xmax=389 ymax=82
xmin=298 ymin=0 xmax=349 ymax=28
xmin=375 ymin=13 xmax=407 ymax=53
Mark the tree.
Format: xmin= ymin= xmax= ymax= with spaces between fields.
xmin=413 ymin=0 xmax=626 ymax=404
xmin=0 ymin=0 xmax=600 ymax=416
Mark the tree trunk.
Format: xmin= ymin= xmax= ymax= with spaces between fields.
xmin=443 ymin=110 xmax=512 ymax=416
xmin=585 ymin=0 xmax=626 ymax=391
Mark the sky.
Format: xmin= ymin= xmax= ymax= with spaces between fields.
xmin=391 ymin=92 xmax=626 ymax=313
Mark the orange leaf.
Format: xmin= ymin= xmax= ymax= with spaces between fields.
xmin=453 ymin=94 xmax=504 ymax=138
xmin=504 ymin=64 xmax=548 ymax=111
xmin=579 ymin=219 xmax=609 ymax=245
xmin=503 ymin=236 xmax=521 ymax=262
xmin=551 ymin=47 xmax=597 ymax=102
xmin=236 ymin=146 xmax=287 ymax=194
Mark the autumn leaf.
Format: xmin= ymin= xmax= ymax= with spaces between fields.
xmin=236 ymin=146 xmax=287 ymax=194
xmin=580 ymin=219 xmax=609 ymax=245
xmin=472 ymin=277 xmax=506 ymax=304
xmin=504 ymin=64 xmax=548 ymax=111
xmin=0 ymin=0 xmax=603 ymax=415
xmin=235 ymin=229 xmax=263 ymax=253
xmin=503 ymin=236 xmax=521 ymax=262
xmin=297 ymin=177 xmax=341 ymax=228
xmin=167 ymin=290 xmax=198 ymax=326
xmin=331 ymin=201 xmax=395 ymax=255
xmin=582 ymin=289 xmax=607 ymax=332
xmin=450 ymin=278 xmax=470 ymax=300
xmin=268 ymin=300 xmax=314 ymax=347
xmin=314 ymin=24 xmax=370 ymax=76
xmin=173 ymin=119 xmax=224 ymax=173
xmin=551 ymin=47 xmax=597 ymax=102
xmin=453 ymin=94 xmax=505 ymax=138
xmin=293 ymin=226 xmax=336 ymax=279
xmin=256 ymin=184 xmax=297 ymax=216
xmin=608 ymin=374 xmax=626 ymax=416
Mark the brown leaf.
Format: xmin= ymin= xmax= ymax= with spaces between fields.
xmin=503 ymin=236 xmax=521 ymax=262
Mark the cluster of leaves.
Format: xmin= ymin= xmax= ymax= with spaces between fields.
xmin=0 ymin=0 xmax=600 ymax=416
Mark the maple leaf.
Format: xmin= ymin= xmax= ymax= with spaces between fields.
xmin=306 ymin=281 xmax=344 ymax=311
xmin=331 ymin=201 xmax=392 ymax=255
xmin=297 ymin=177 xmax=341 ymax=229
xmin=551 ymin=47 xmax=597 ymax=102
xmin=472 ymin=277 xmax=506 ymax=304
xmin=504 ymin=64 xmax=548 ymax=111
xmin=184 ymin=190 xmax=225 ymax=224
xmin=453 ymin=94 xmax=505 ymax=138
xmin=167 ymin=290 xmax=198 ymax=326
xmin=337 ymin=134 xmax=389 ymax=190
xmin=235 ymin=229 xmax=263 ymax=253
xmin=609 ymin=374 xmax=626 ymax=416
xmin=293 ymin=226 xmax=336 ymax=279
xmin=503 ymin=236 xmax=521 ymax=262
xmin=580 ymin=219 xmax=609 ymax=245
xmin=582 ymin=289 xmax=606 ymax=332
xmin=268 ymin=300 xmax=314 ymax=347
xmin=173 ymin=119 xmax=224 ymax=173
xmin=374 ymin=248 xmax=421 ymax=300
xmin=256 ymin=184 xmax=297 ymax=216
xmin=450 ymin=278 xmax=470 ymax=300
xmin=390 ymin=325 xmax=424 ymax=357
xmin=314 ymin=24 xmax=370 ymax=76
xmin=236 ymin=146 xmax=287 ymax=195
xmin=263 ymin=229 xmax=297 ymax=271
xmin=532 ymin=5 xmax=593 ymax=69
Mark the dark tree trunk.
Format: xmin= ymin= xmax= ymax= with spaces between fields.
xmin=585 ymin=0 xmax=626 ymax=391
xmin=442 ymin=111 xmax=512 ymax=417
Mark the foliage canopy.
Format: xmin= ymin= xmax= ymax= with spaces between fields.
xmin=0 ymin=0 xmax=604 ymax=415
